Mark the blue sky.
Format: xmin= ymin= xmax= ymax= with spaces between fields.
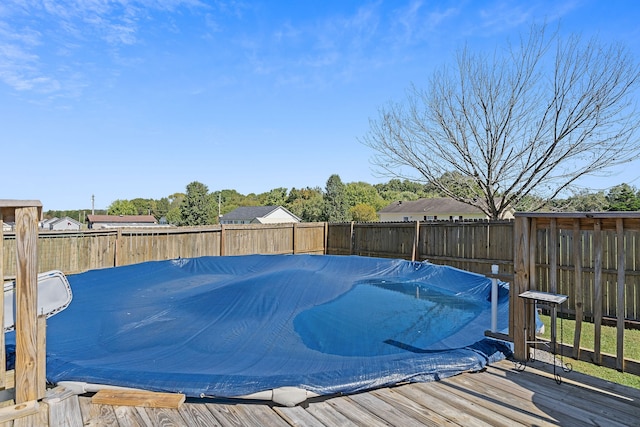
xmin=2 ymin=0 xmax=640 ymax=211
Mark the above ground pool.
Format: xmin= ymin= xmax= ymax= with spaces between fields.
xmin=17 ymin=254 xmax=512 ymax=404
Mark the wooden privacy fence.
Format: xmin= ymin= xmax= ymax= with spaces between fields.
xmin=2 ymin=223 xmax=327 ymax=277
xmin=3 ymin=216 xmax=640 ymax=374
xmin=326 ymin=220 xmax=515 ymax=276
xmin=513 ymin=212 xmax=640 ymax=375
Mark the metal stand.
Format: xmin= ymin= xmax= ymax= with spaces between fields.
xmin=516 ymin=290 xmax=572 ymax=383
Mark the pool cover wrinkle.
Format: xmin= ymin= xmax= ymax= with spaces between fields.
xmin=26 ymin=254 xmax=511 ymax=398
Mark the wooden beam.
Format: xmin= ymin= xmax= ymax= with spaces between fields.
xmin=412 ymin=220 xmax=420 ymax=262
xmin=37 ymin=315 xmax=46 ymax=399
xmin=512 ymin=216 xmax=530 ymax=360
xmin=616 ymin=218 xmax=625 ymax=371
xmin=0 ymin=400 xmax=39 ymax=423
xmin=14 ymin=206 xmax=40 ymax=404
xmin=593 ymin=219 xmax=603 ymax=365
xmin=92 ymin=389 xmax=185 ymax=408
xmin=572 ymin=218 xmax=583 ymax=360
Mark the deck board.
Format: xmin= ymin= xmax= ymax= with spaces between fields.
xmin=2 ymin=358 xmax=639 ymax=426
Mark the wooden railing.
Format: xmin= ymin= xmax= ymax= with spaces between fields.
xmin=513 ymin=212 xmax=640 ymax=375
xmin=0 ymin=200 xmax=46 ymax=421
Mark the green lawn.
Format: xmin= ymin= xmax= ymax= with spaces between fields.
xmin=537 ymin=314 xmax=640 ymax=389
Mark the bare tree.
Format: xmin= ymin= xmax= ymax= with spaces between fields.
xmin=361 ymin=24 xmax=640 ymax=219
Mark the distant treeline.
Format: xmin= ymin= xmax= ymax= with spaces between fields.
xmin=43 ymin=175 xmax=640 ymax=225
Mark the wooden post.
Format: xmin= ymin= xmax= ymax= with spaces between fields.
xmin=616 ymin=218 xmax=625 ymax=371
xmin=220 ymin=224 xmax=225 ymax=256
xmin=549 ymin=218 xmax=558 ymax=345
xmin=512 ymin=216 xmax=530 ymax=360
xmin=412 ymin=220 xmax=420 ymax=262
xmin=292 ymin=223 xmax=297 ymax=254
xmin=37 ymin=315 xmax=46 ymax=399
xmin=15 ymin=206 xmax=40 ymax=403
xmin=114 ymin=228 xmax=122 ymax=267
xmin=593 ymin=219 xmax=603 ymax=365
xmin=349 ymin=222 xmax=354 ymax=255
xmin=572 ymin=219 xmax=583 ymax=359
xmin=323 ymin=222 xmax=328 ymax=255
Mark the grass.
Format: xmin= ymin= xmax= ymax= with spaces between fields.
xmin=537 ymin=314 xmax=640 ymax=389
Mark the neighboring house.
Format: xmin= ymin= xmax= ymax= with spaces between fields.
xmin=220 ymin=206 xmax=301 ymax=224
xmin=377 ymin=197 xmax=514 ymax=222
xmin=40 ymin=217 xmax=59 ymax=229
xmin=87 ymin=214 xmax=162 ymax=229
xmin=48 ymin=216 xmax=83 ymax=231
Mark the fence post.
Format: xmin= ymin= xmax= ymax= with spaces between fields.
xmin=593 ymin=219 xmax=603 ymax=365
xmin=412 ymin=220 xmax=420 ymax=262
xmin=572 ymin=218 xmax=583 ymax=359
xmin=220 ymin=224 xmax=225 ymax=256
xmin=15 ymin=206 xmax=41 ymax=403
xmin=616 ymin=218 xmax=625 ymax=371
xmin=349 ymin=222 xmax=354 ymax=255
xmin=513 ymin=216 xmax=531 ymax=361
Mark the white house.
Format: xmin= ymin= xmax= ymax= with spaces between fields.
xmin=220 ymin=206 xmax=301 ymax=224
xmin=48 ymin=216 xmax=83 ymax=231
xmin=378 ymin=197 xmax=514 ymax=222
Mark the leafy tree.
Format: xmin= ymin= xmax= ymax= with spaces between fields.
xmin=261 ymin=187 xmax=289 ymax=207
xmin=180 ymin=181 xmax=215 ymax=226
xmin=559 ymin=190 xmax=608 ymax=212
xmin=606 ymin=184 xmax=640 ymax=211
xmin=362 ymin=24 xmax=640 ymax=219
xmin=107 ymin=199 xmax=137 ymax=215
xmin=344 ymin=182 xmax=387 ymax=212
xmin=323 ymin=174 xmax=349 ymax=222
xmin=350 ymin=203 xmax=378 ymax=222
xmin=130 ymin=198 xmax=156 ymax=216
xmin=155 ymin=197 xmax=171 ymax=221
xmin=286 ymin=187 xmax=324 ymax=222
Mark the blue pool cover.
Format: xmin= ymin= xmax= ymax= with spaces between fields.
xmin=39 ymin=254 xmax=511 ymax=399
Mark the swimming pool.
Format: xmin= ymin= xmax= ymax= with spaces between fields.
xmin=38 ymin=254 xmax=511 ymax=404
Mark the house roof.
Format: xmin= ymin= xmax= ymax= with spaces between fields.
xmin=378 ymin=198 xmax=485 ymax=215
xmin=221 ymin=206 xmax=300 ymax=222
xmin=51 ymin=216 xmax=82 ymax=226
xmin=87 ymin=215 xmax=157 ymax=224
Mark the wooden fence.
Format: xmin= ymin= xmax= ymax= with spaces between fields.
xmin=2 ymin=223 xmax=327 ymax=277
xmin=513 ymin=212 xmax=640 ymax=375
xmin=3 ymin=217 xmax=640 ymax=374
xmin=328 ymin=220 xmax=515 ymax=276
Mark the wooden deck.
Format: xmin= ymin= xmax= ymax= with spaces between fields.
xmin=2 ymin=358 xmax=639 ymax=426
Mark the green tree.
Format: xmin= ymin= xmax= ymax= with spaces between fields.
xmin=262 ymin=187 xmax=289 ymax=207
xmin=156 ymin=197 xmax=171 ymax=221
xmin=560 ymin=190 xmax=608 ymax=212
xmin=323 ymin=174 xmax=349 ymax=222
xmin=344 ymin=182 xmax=387 ymax=212
xmin=286 ymin=187 xmax=324 ymax=222
xmin=606 ymin=184 xmax=640 ymax=211
xmin=362 ymin=24 xmax=640 ymax=219
xmin=180 ymin=181 xmax=215 ymax=226
xmin=130 ymin=198 xmax=156 ymax=216
xmin=350 ymin=203 xmax=379 ymax=222
xmin=107 ymin=199 xmax=137 ymax=215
